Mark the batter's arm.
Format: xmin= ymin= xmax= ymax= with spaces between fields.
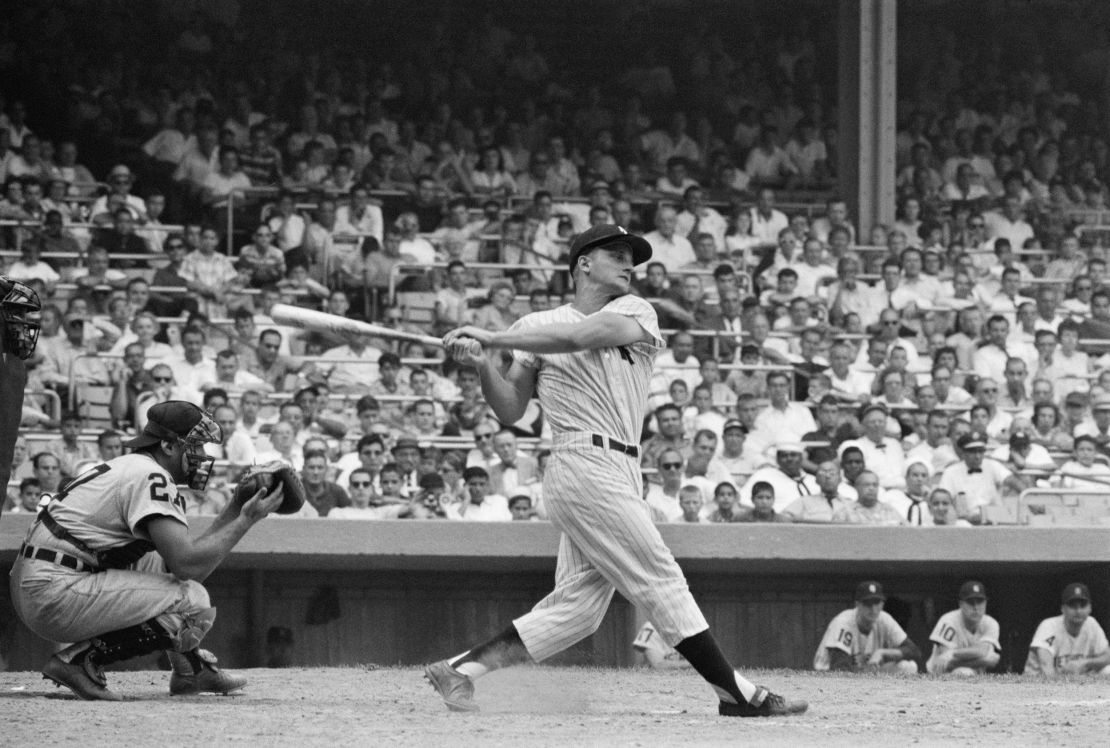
xmin=447 ymin=313 xmax=654 ymax=356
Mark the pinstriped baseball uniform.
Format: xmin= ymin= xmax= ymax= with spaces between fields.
xmin=510 ymin=295 xmax=708 ymax=662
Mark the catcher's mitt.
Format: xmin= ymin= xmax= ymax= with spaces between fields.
xmin=233 ymin=461 xmax=307 ymax=515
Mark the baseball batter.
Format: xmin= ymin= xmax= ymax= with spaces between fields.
xmin=10 ymin=401 xmax=285 ymax=701
xmin=925 ymin=581 xmax=1001 ymax=675
xmin=424 ymin=224 xmax=807 ymax=717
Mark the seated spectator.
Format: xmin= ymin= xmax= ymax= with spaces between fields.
xmin=655 ymin=157 xmax=699 ymax=198
xmin=706 ymin=481 xmax=743 ymax=523
xmin=746 ymin=127 xmax=796 ymax=188
xmin=44 ymin=412 xmax=98 ymax=477
xmin=813 ymin=581 xmax=920 ymax=673
xmin=738 ymin=481 xmax=791 ymax=523
xmin=5 ymin=477 xmax=43 ymax=514
xmin=238 ymin=224 xmax=286 ymax=287
xmin=31 ymin=451 xmax=67 ymax=496
xmin=6 ymin=238 xmax=61 ymax=291
xmin=472 ymin=281 xmax=518 ymax=332
xmin=643 ymin=205 xmax=695 ymax=273
xmin=927 ymin=488 xmax=971 ymax=527
xmin=508 ymin=491 xmax=536 ymax=521
xmin=90 ymin=164 xmax=147 ymax=222
xmin=446 ymin=466 xmax=511 ymax=521
xmin=1024 ymin=583 xmax=1110 ymax=678
xmin=646 ymin=449 xmax=684 ymax=522
xmin=883 ymin=462 xmax=933 ymax=526
xmin=831 ymin=470 xmax=905 ymax=525
xmin=329 ymin=468 xmax=405 ymax=520
xmin=205 ymin=404 xmax=257 ymax=467
xmin=199 ymin=349 xmax=272 ymax=396
xmin=739 ymin=443 xmax=818 ymax=510
xmin=925 ymin=581 xmax=1001 ymax=676
xmin=675 ymin=186 xmax=726 ymax=254
xmin=1053 ymin=435 xmax=1110 ymax=489
xmin=676 ymin=484 xmax=705 ymax=523
xmin=300 ymin=450 xmax=350 ymax=517
xmin=784 ymin=460 xmax=854 ymax=523
xmin=938 ymin=431 xmax=1021 ymax=524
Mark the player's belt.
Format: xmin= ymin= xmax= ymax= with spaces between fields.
xmin=591 ymin=433 xmax=640 ymax=459
xmin=19 ymin=542 xmax=99 ymax=573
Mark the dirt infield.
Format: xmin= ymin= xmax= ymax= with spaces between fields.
xmin=2 ymin=665 xmax=1107 ymax=746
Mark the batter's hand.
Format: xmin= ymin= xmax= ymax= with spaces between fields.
xmin=443 ymin=326 xmax=494 ymax=365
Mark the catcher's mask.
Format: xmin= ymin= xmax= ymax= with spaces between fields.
xmin=0 ymin=277 xmax=42 ymax=360
xmin=123 ymin=401 xmax=222 ymax=490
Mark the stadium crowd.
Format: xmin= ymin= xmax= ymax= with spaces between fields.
xmin=4 ymin=1 xmax=1110 ymax=528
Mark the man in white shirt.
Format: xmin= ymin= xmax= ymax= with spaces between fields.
xmin=199 ymin=350 xmax=272 ymax=396
xmin=739 ymin=443 xmax=818 ymax=510
xmin=750 ymin=372 xmax=817 ymax=450
xmin=825 ymin=343 xmax=873 ymax=401
xmin=838 ymin=405 xmax=906 ymax=490
xmin=938 ymin=431 xmax=1019 ymax=524
xmin=789 ymin=238 xmax=837 ymax=299
xmin=316 ymin=334 xmax=381 ymax=395
xmin=748 ymin=188 xmax=789 ymax=245
xmin=674 ymin=186 xmax=727 ymax=254
xmin=447 ymin=466 xmax=511 ymax=521
xmin=972 ymin=315 xmax=1012 ymax=385
xmin=984 ymin=195 xmax=1035 ymax=250
xmin=170 ymin=326 xmax=216 ymax=402
xmin=643 ymin=205 xmax=695 ymax=273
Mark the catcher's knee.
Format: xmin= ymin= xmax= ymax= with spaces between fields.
xmin=157 ymin=605 xmax=217 ymax=652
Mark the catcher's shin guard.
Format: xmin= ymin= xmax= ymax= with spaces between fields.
xmin=87 ymin=618 xmax=176 ymax=665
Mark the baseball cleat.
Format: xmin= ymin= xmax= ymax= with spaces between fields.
xmin=42 ymin=652 xmax=122 ymax=702
xmin=169 ymin=649 xmax=247 ymax=696
xmin=424 ymin=660 xmax=479 ymax=712
xmin=718 ymin=686 xmax=808 ymax=717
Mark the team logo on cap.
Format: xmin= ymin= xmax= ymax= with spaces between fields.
xmin=868 ymin=584 xmax=877 ymax=594
xmin=970 ymin=584 xmax=981 ymax=594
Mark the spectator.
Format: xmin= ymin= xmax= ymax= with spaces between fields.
xmin=739 ymin=443 xmax=817 ymax=510
xmin=783 ymin=460 xmax=853 ymax=523
xmin=706 ymin=481 xmax=744 ymax=523
xmin=831 ymin=471 xmax=905 ymax=526
xmin=447 ymin=466 xmax=511 ymax=521
xmin=44 ymin=412 xmax=98 ymax=477
xmin=738 ymin=481 xmax=791 ymax=523
xmin=938 ymin=431 xmax=1021 ymax=523
xmin=646 ymin=449 xmax=684 ymax=522
xmin=300 ymin=450 xmax=350 ymax=517
xmin=643 ymin=205 xmax=695 ymax=273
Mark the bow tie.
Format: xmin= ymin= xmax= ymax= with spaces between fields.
xmin=967 ymin=468 xmax=982 ymax=474
xmin=874 ymin=443 xmax=886 ymax=451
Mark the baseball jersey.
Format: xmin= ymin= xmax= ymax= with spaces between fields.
xmin=813 ymin=609 xmax=908 ymax=671
xmin=926 ymin=610 xmax=1001 ymax=674
xmin=1023 ymin=615 xmax=1110 ymax=675
xmin=44 ymin=453 xmax=188 ymax=551
xmin=632 ymin=621 xmax=689 ymax=668
xmin=510 ymin=295 xmax=662 ymax=445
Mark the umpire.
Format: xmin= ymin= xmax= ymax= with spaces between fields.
xmin=11 ymin=401 xmax=286 ymax=701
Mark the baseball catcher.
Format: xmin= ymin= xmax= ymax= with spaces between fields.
xmin=10 ymin=400 xmax=306 ymax=701
xmin=0 ymin=276 xmax=41 ymax=519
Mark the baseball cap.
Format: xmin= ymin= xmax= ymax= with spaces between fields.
xmin=957 ymin=432 xmax=988 ymax=451
xmin=567 ymin=224 xmax=652 ymax=270
xmin=1062 ymin=582 xmax=1091 ymax=605
xmin=855 ymin=581 xmax=886 ymax=602
xmin=1064 ymin=392 xmax=1087 ymax=407
xmin=122 ymin=401 xmax=221 ymax=449
xmin=1093 ymin=393 xmax=1110 ymax=411
xmin=959 ymin=580 xmax=988 ymax=601
xmin=723 ymin=419 xmax=748 ymax=435
xmin=418 ymin=472 xmax=446 ymax=491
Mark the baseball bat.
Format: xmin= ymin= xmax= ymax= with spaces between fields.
xmin=269 ymin=304 xmax=443 ymax=348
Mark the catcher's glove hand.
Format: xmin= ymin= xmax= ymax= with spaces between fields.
xmin=233 ymin=461 xmax=307 ymax=515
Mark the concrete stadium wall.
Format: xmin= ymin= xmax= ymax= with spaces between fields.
xmin=3 ymin=515 xmax=1109 ymax=673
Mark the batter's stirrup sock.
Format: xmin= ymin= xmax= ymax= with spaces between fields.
xmin=449 ymin=625 xmax=529 ymax=674
xmin=86 ymin=619 xmax=175 ymax=667
xmin=674 ymin=630 xmax=745 ymax=705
